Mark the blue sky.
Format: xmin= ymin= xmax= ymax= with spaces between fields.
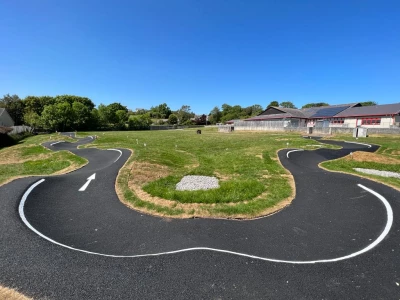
xmin=1 ymin=0 xmax=399 ymax=114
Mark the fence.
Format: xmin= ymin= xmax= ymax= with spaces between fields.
xmin=150 ymin=125 xmax=205 ymax=130
xmin=232 ymin=121 xmax=400 ymax=135
xmin=234 ymin=121 xmax=287 ymax=131
xmin=9 ymin=125 xmax=32 ymax=134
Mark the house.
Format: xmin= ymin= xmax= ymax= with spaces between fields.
xmin=333 ymin=103 xmax=400 ymax=128
xmin=245 ymin=107 xmax=309 ymax=127
xmin=242 ymin=103 xmax=400 ymax=129
xmin=0 ymin=108 xmax=14 ymax=127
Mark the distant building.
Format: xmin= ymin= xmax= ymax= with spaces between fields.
xmin=244 ymin=103 xmax=400 ymax=129
xmin=0 ymin=108 xmax=14 ymax=127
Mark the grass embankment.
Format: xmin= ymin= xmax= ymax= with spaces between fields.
xmin=321 ymin=135 xmax=400 ymax=190
xmin=0 ymin=286 xmax=32 ymax=300
xmin=79 ymin=128 xmax=332 ymax=218
xmin=0 ymin=134 xmax=87 ymax=186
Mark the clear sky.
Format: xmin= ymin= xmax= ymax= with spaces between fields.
xmin=1 ymin=0 xmax=399 ymax=114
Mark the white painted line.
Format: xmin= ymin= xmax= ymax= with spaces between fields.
xmin=304 ymin=145 xmax=323 ymax=147
xmin=344 ymin=141 xmax=372 ymax=148
xmin=107 ymin=149 xmax=123 ymax=163
xmin=19 ymin=181 xmax=393 ymax=264
xmin=50 ymin=141 xmax=64 ymax=146
xmin=286 ymin=149 xmax=304 ymax=158
xmin=78 ymin=173 xmax=96 ymax=191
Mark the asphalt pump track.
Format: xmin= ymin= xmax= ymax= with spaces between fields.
xmin=1 ymin=133 xmax=399 ymax=299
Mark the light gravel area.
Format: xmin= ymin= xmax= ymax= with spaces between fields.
xmin=354 ymin=168 xmax=400 ymax=179
xmin=176 ymin=175 xmax=220 ymax=191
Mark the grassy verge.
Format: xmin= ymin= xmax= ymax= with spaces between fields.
xmin=321 ymin=134 xmax=400 ymax=190
xmin=0 ymin=134 xmax=87 ymax=186
xmin=81 ymin=128 xmax=332 ymax=218
xmin=0 ymin=286 xmax=32 ymax=300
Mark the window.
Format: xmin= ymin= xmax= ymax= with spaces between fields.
xmin=361 ymin=118 xmax=381 ymax=125
xmin=330 ymin=118 xmax=344 ymax=124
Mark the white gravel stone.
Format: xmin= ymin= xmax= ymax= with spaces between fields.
xmin=176 ymin=175 xmax=219 ymax=191
xmin=354 ymin=168 xmax=400 ymax=179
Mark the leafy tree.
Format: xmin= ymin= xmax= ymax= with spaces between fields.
xmin=97 ymin=104 xmax=111 ymax=127
xmin=280 ymin=101 xmax=297 ymax=109
xmin=168 ymin=114 xmax=178 ymax=125
xmin=23 ymin=111 xmax=42 ymax=132
xmin=267 ymin=101 xmax=279 ymax=108
xmin=128 ymin=114 xmax=152 ymax=130
xmin=41 ymin=102 xmax=73 ymax=131
xmin=0 ymin=94 xmax=25 ymax=125
xmin=150 ymin=103 xmax=172 ymax=119
xmin=72 ymin=102 xmax=91 ymax=129
xmin=24 ymin=96 xmax=55 ymax=115
xmin=208 ymin=106 xmax=222 ymax=124
xmin=115 ymin=110 xmax=128 ymax=129
xmin=176 ymin=105 xmax=192 ymax=124
xmin=301 ymin=102 xmax=329 ymax=109
xmin=360 ymin=101 xmax=377 ymax=106
xmin=107 ymin=102 xmax=128 ymax=125
xmin=54 ymin=95 xmax=95 ymax=110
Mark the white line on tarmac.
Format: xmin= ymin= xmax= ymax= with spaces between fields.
xmin=286 ymin=149 xmax=304 ymax=158
xmin=107 ymin=149 xmax=123 ymax=162
xmin=344 ymin=141 xmax=372 ymax=148
xmin=19 ymin=180 xmax=393 ymax=264
xmin=50 ymin=141 xmax=64 ymax=146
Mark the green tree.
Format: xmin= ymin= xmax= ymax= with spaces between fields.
xmin=23 ymin=96 xmax=55 ymax=115
xmin=280 ymin=101 xmax=297 ymax=109
xmin=72 ymin=102 xmax=91 ymax=130
xmin=107 ymin=102 xmax=128 ymax=125
xmin=41 ymin=102 xmax=73 ymax=131
xmin=128 ymin=114 xmax=152 ymax=130
xmin=267 ymin=101 xmax=279 ymax=108
xmin=176 ymin=105 xmax=192 ymax=124
xmin=115 ymin=109 xmax=128 ymax=129
xmin=23 ymin=111 xmax=42 ymax=131
xmin=150 ymin=103 xmax=172 ymax=119
xmin=301 ymin=102 xmax=329 ymax=109
xmin=97 ymin=104 xmax=111 ymax=127
xmin=168 ymin=114 xmax=178 ymax=125
xmin=54 ymin=95 xmax=95 ymax=110
xmin=360 ymin=101 xmax=377 ymax=106
xmin=208 ymin=106 xmax=222 ymax=124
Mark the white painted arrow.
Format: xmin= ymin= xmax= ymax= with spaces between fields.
xmin=79 ymin=173 xmax=96 ymax=191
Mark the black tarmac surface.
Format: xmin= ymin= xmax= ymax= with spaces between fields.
xmin=0 ymin=134 xmax=399 ymax=299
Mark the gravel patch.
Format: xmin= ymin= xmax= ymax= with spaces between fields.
xmin=176 ymin=175 xmax=219 ymax=191
xmin=354 ymin=168 xmax=400 ymax=179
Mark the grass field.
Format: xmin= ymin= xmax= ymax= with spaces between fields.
xmin=79 ymin=127 xmax=335 ymax=218
xmin=321 ymin=134 xmax=400 ymax=190
xmin=0 ymin=134 xmax=87 ymax=185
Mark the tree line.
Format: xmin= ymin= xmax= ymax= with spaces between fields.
xmin=0 ymin=93 xmax=378 ymax=131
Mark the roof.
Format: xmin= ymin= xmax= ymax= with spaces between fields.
xmin=245 ymin=113 xmax=295 ymax=121
xmin=306 ymin=103 xmax=360 ymax=119
xmin=0 ymin=108 xmax=5 ymax=116
xmin=335 ymin=103 xmax=400 ymax=118
xmin=246 ymin=106 xmax=308 ymax=121
xmin=225 ymin=119 xmax=241 ymax=124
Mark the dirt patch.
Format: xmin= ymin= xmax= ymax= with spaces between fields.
xmin=255 ymin=154 xmax=263 ymax=159
xmin=0 ymin=146 xmax=50 ymax=165
xmin=129 ymin=161 xmax=170 ymax=185
xmin=0 ymin=286 xmax=32 ymax=300
xmin=347 ymin=151 xmax=400 ymax=164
